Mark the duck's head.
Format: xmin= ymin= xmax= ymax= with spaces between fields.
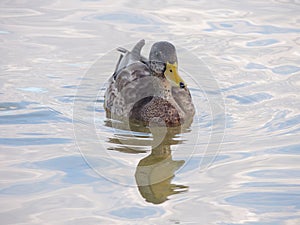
xmin=149 ymin=41 xmax=186 ymax=89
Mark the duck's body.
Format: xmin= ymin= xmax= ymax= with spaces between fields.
xmin=104 ymin=40 xmax=195 ymax=127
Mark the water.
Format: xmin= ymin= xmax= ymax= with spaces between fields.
xmin=1 ymin=0 xmax=300 ymax=224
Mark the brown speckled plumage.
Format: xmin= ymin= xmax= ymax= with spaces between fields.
xmin=130 ymin=96 xmax=182 ymax=127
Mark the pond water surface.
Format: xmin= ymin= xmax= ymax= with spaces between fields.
xmin=1 ymin=0 xmax=300 ymax=224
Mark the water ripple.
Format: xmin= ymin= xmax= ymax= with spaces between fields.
xmin=110 ymin=206 xmax=164 ymax=219
xmin=272 ymin=65 xmax=300 ymax=75
xmin=226 ymin=192 xmax=300 ymax=212
xmin=246 ymin=63 xmax=267 ymax=70
xmin=0 ymin=108 xmax=72 ymax=124
xmin=266 ymin=144 xmax=300 ymax=155
xmin=227 ymin=93 xmax=273 ymax=104
xmin=0 ymin=101 xmax=35 ymax=111
xmin=262 ymin=111 xmax=300 ymax=133
xmin=246 ymin=63 xmax=300 ymax=75
xmin=30 ymin=156 xmax=101 ymax=184
xmin=205 ymin=20 xmax=300 ymax=34
xmin=246 ymin=39 xmax=279 ymax=46
xmin=247 ymin=169 xmax=300 ymax=179
xmin=86 ymin=11 xmax=163 ymax=25
xmin=0 ymin=137 xmax=71 ymax=146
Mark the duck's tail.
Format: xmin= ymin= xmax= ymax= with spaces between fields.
xmin=131 ymin=39 xmax=145 ymax=60
xmin=113 ymin=40 xmax=146 ymax=79
xmin=117 ymin=39 xmax=145 ymax=59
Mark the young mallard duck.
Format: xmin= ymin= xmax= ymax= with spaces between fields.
xmin=104 ymin=40 xmax=195 ymax=127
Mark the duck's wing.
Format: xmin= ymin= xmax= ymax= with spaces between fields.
xmin=105 ymin=61 xmax=154 ymax=118
xmin=113 ymin=39 xmax=146 ymax=79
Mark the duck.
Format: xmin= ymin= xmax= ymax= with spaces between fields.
xmin=104 ymin=39 xmax=195 ymax=127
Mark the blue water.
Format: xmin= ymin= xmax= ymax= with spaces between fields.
xmin=1 ymin=0 xmax=300 ymax=224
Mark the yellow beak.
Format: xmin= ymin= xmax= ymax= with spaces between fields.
xmin=164 ymin=62 xmax=186 ymax=88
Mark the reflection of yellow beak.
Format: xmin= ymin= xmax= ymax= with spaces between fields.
xmin=164 ymin=62 xmax=186 ymax=88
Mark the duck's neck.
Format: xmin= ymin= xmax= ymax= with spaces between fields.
xmin=153 ymin=77 xmax=172 ymax=99
xmin=154 ymin=77 xmax=185 ymax=118
xmin=148 ymin=62 xmax=185 ymax=117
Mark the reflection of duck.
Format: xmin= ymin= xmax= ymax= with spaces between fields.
xmin=104 ymin=39 xmax=195 ymax=127
xmin=135 ymin=127 xmax=188 ymax=204
xmin=104 ymin=119 xmax=189 ymax=204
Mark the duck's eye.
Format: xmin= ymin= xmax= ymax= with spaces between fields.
xmin=179 ymin=82 xmax=185 ymax=89
xmin=169 ymin=69 xmax=173 ymax=72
